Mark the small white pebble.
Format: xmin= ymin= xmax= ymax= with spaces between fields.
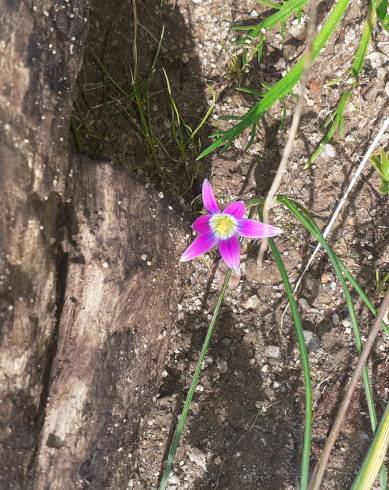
xmin=141 ymin=254 xmax=147 ymax=261
xmin=158 ymin=191 xmax=164 ymax=199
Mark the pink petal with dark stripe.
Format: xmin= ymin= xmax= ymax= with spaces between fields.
xmin=224 ymin=201 xmax=245 ymax=220
xmin=237 ymin=219 xmax=281 ymax=238
xmin=192 ymin=214 xmax=212 ymax=235
xmin=202 ymin=179 xmax=220 ymax=214
xmin=218 ymin=235 xmax=240 ymax=270
xmin=180 ymin=232 xmax=218 ymax=262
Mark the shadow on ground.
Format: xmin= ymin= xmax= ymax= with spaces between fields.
xmin=72 ymin=0 xmax=210 ymax=198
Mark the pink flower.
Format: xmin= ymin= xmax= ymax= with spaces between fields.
xmin=180 ymin=179 xmax=281 ymax=270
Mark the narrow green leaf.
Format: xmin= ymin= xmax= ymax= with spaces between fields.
xmin=237 ymin=86 xmax=264 ymax=98
xmin=249 ymin=0 xmax=308 ymax=38
xmin=377 ymin=0 xmax=389 ymax=30
xmin=269 ymin=239 xmax=312 ymax=490
xmin=351 ymin=0 xmax=376 ymax=78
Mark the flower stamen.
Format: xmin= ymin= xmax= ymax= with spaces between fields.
xmin=210 ymin=214 xmax=237 ymax=239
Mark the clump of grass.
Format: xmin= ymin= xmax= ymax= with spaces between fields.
xmin=305 ymin=0 xmax=377 ymax=167
xmin=234 ymin=0 xmax=307 ymax=67
xmin=278 ymin=194 xmax=388 ymax=488
xmin=197 ymin=0 xmax=352 ymax=159
xmin=71 ymin=18 xmax=215 ymax=196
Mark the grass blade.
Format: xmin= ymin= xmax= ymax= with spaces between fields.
xmin=189 ymin=87 xmax=216 ymax=141
xmin=277 ymin=194 xmax=387 ymax=487
xmin=351 ymin=0 xmax=376 ymax=78
xmin=159 ymin=270 xmax=232 ymax=489
xmin=340 ymin=264 xmax=389 ymax=336
xmin=269 ymin=238 xmax=312 ymax=490
xmin=352 ymin=401 xmax=389 ymax=490
xmin=248 ymin=0 xmax=308 ymax=37
xmin=197 ymin=0 xmax=351 ymax=159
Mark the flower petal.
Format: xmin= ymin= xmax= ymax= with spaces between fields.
xmin=180 ymin=232 xmax=218 ymax=262
xmin=192 ymin=214 xmax=212 ymax=235
xmin=202 ymin=179 xmax=220 ymax=214
xmin=224 ymin=201 xmax=245 ymax=220
xmin=237 ymin=219 xmax=281 ymax=238
xmin=218 ymin=235 xmax=240 ymax=270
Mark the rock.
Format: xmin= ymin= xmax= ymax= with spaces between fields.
xmin=332 ymin=313 xmax=340 ymax=326
xmin=298 ymin=298 xmax=311 ymax=311
xmin=322 ymin=144 xmax=336 ymax=159
xmin=315 ymin=290 xmax=332 ymax=305
xmin=216 ymin=357 xmax=228 ymax=373
xmin=290 ymin=23 xmax=306 ymax=41
xmin=167 ymin=474 xmax=180 ymax=486
xmin=342 ymin=317 xmax=352 ymax=328
xmin=188 ymin=447 xmax=207 ymax=470
xmin=367 ymin=51 xmax=385 ymax=69
xmin=265 ymin=345 xmax=281 ymax=359
xmin=244 ymin=294 xmax=260 ymax=310
xmin=303 ymin=330 xmax=320 ymax=352
xmin=250 ymin=9 xmax=259 ymax=18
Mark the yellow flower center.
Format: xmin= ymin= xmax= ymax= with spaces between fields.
xmin=211 ymin=214 xmax=237 ymax=239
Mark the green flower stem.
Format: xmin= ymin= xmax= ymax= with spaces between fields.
xmin=269 ymin=239 xmax=312 ymax=490
xmin=159 ymin=269 xmax=232 ymax=490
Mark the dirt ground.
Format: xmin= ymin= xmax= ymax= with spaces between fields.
xmin=74 ymin=0 xmax=389 ymax=488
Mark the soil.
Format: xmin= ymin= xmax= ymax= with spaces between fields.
xmin=74 ymin=0 xmax=389 ymax=488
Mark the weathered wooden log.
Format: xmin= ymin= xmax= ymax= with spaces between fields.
xmin=34 ymin=156 xmax=183 ymax=489
xmin=0 ymin=3 xmax=185 ymax=488
xmin=0 ymin=2 xmax=89 ymax=487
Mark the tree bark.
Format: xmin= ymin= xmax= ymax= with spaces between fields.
xmin=0 ymin=1 xmax=89 ymax=486
xmin=34 ymin=156 xmax=183 ymax=489
xmin=0 ymin=3 xmax=184 ymax=488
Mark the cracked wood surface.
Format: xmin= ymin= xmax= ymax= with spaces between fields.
xmin=34 ymin=157 xmax=183 ymax=488
xmin=0 ymin=3 xmax=184 ymax=488
xmin=0 ymin=1 xmax=89 ymax=486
